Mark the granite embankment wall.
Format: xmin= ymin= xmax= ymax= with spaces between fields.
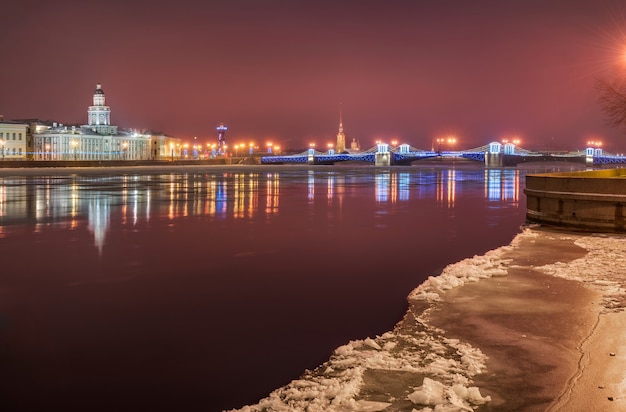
xmin=524 ymin=168 xmax=626 ymax=232
xmin=0 ymin=157 xmax=262 ymax=169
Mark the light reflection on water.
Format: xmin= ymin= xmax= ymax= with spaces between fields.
xmin=0 ymin=164 xmax=574 ymax=412
xmin=0 ymin=167 xmax=521 ymax=251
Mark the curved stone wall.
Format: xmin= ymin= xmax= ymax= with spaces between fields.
xmin=524 ymin=168 xmax=626 ymax=232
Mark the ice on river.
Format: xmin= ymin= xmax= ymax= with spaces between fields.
xmin=229 ymin=227 xmax=626 ymax=412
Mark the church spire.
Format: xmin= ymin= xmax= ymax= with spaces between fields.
xmin=339 ymin=102 xmax=343 ymax=134
xmin=335 ymin=102 xmax=346 ymax=153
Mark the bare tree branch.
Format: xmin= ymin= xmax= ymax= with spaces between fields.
xmin=595 ymin=68 xmax=626 ymax=131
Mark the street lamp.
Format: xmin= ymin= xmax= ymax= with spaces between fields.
xmin=45 ymin=143 xmax=50 ymax=160
xmin=0 ymin=139 xmax=4 ymax=160
xmin=122 ymin=142 xmax=128 ymax=160
xmin=436 ymin=138 xmax=444 ymax=153
xmin=71 ymin=140 xmax=78 ymax=160
xmin=170 ymin=142 xmax=174 ymax=161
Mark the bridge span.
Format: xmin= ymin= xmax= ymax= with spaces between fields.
xmin=261 ymin=142 xmax=626 ymax=167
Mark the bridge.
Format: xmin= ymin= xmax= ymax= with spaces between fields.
xmin=261 ymin=142 xmax=626 ymax=166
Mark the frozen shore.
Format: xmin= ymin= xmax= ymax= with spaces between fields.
xmin=231 ymin=226 xmax=625 ymax=411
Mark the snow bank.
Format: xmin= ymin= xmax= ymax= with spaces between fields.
xmin=535 ymin=233 xmax=626 ymax=312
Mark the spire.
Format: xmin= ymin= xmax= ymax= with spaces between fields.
xmin=338 ymin=102 xmax=343 ymax=134
xmin=336 ymin=102 xmax=346 ymax=153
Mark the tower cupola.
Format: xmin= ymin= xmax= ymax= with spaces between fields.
xmin=86 ymin=83 xmax=116 ymax=135
xmin=93 ymin=83 xmax=106 ymax=106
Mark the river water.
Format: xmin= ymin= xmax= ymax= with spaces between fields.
xmin=0 ymin=162 xmax=584 ymax=412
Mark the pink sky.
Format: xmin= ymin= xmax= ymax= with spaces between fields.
xmin=2 ymin=0 xmax=626 ymax=152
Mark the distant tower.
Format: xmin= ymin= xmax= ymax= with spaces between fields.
xmin=217 ymin=122 xmax=228 ymax=154
xmin=336 ymin=103 xmax=346 ymax=153
xmin=87 ymin=83 xmax=116 ymax=135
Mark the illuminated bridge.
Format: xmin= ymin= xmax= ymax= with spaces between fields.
xmin=261 ymin=142 xmax=626 ymax=167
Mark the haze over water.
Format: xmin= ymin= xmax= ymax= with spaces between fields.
xmin=0 ymin=163 xmax=584 ymax=411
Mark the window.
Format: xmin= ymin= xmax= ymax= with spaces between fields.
xmin=19 ymin=133 xmax=22 ymax=140
xmin=12 ymin=133 xmax=16 ymax=140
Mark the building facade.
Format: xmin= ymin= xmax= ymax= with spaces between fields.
xmin=0 ymin=120 xmax=28 ymax=160
xmin=24 ymin=83 xmax=181 ymax=161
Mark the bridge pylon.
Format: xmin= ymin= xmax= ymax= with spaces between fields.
xmin=375 ymin=143 xmax=391 ymax=166
xmin=485 ymin=152 xmax=503 ymax=167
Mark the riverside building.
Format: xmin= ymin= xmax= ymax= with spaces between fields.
xmin=9 ymin=84 xmax=181 ymax=161
xmin=0 ymin=118 xmax=28 ymax=160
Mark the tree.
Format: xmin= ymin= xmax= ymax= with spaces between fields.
xmin=595 ymin=66 xmax=626 ymax=130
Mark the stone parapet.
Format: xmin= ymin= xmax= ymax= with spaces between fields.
xmin=524 ymin=168 xmax=626 ymax=232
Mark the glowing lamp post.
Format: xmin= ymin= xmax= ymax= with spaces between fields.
xmin=170 ymin=142 xmax=174 ymax=161
xmin=0 ymin=139 xmax=4 ymax=160
xmin=447 ymin=137 xmax=457 ymax=152
xmin=71 ymin=140 xmax=78 ymax=160
xmin=436 ymin=138 xmax=444 ymax=153
xmin=45 ymin=143 xmax=50 ymax=160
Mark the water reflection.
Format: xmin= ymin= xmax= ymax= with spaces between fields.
xmin=88 ymin=195 xmax=110 ymax=253
xmin=485 ymin=169 xmax=520 ymax=203
xmin=0 ymin=168 xmax=522 ymax=251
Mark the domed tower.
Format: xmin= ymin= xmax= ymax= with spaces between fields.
xmin=87 ymin=83 xmax=116 ymax=135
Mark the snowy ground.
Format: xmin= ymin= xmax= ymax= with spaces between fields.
xmin=229 ymin=226 xmax=626 ymax=412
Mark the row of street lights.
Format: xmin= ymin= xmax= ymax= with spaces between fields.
xmin=167 ymin=141 xmax=277 ymax=160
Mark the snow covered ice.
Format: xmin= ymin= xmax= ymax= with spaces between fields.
xmin=230 ymin=226 xmax=626 ymax=411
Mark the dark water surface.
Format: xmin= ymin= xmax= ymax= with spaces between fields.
xmin=0 ymin=164 xmax=581 ymax=411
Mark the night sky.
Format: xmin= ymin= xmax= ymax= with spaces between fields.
xmin=2 ymin=0 xmax=626 ymax=152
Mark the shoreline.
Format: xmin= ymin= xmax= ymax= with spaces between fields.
xmin=423 ymin=227 xmax=621 ymax=411
xmin=232 ymin=226 xmax=626 ymax=411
